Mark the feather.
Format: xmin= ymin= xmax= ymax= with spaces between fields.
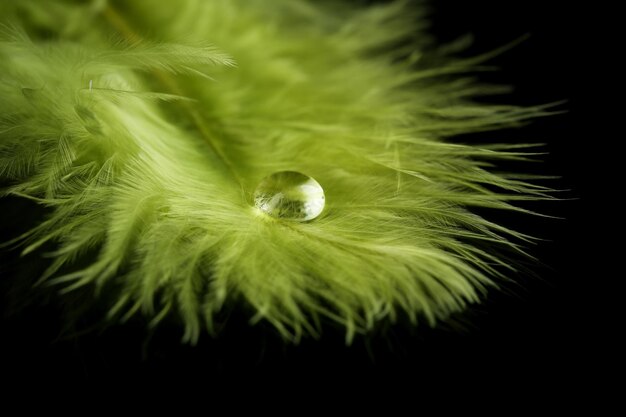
xmin=0 ymin=0 xmax=554 ymax=343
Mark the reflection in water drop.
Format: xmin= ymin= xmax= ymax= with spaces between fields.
xmin=254 ymin=171 xmax=325 ymax=221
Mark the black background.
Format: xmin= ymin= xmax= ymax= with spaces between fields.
xmin=1 ymin=0 xmax=595 ymax=387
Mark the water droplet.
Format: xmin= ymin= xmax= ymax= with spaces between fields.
xmin=254 ymin=171 xmax=325 ymax=221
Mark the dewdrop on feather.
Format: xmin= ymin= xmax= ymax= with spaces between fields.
xmin=254 ymin=171 xmax=325 ymax=221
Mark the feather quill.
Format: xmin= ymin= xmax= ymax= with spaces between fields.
xmin=1 ymin=0 xmax=553 ymax=343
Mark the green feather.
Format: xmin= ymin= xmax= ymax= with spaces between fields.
xmin=1 ymin=0 xmax=554 ymax=343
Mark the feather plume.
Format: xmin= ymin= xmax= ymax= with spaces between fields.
xmin=1 ymin=0 xmax=553 ymax=343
